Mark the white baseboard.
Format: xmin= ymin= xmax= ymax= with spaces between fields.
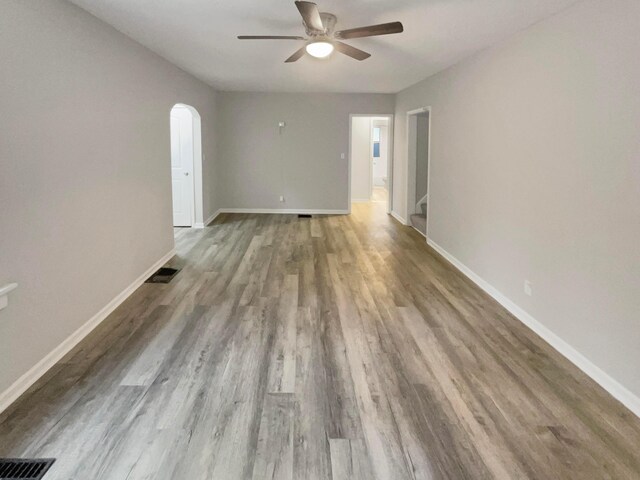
xmin=219 ymin=208 xmax=349 ymax=215
xmin=412 ymin=226 xmax=427 ymax=238
xmin=427 ymin=239 xmax=640 ymax=419
xmin=192 ymin=209 xmax=223 ymax=228
xmin=0 ymin=248 xmax=176 ymax=415
xmin=200 ymin=208 xmax=347 ymax=225
xmin=204 ymin=209 xmax=222 ymax=226
xmin=191 ymin=210 xmax=223 ymax=229
xmin=390 ymin=210 xmax=407 ymax=225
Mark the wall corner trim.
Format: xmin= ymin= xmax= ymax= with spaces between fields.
xmin=0 ymin=283 xmax=18 ymax=311
xmin=0 ymin=248 xmax=177 ymax=415
xmin=219 ymin=208 xmax=349 ymax=215
xmin=427 ymin=239 xmax=640 ymax=419
xmin=191 ymin=208 xmax=347 ymax=228
xmin=390 ymin=210 xmax=407 ymax=225
xmin=204 ymin=209 xmax=222 ymax=226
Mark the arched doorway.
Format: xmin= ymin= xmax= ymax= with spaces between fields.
xmin=170 ymin=104 xmax=204 ymax=228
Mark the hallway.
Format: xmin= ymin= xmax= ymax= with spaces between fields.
xmin=371 ymin=186 xmax=388 ymax=203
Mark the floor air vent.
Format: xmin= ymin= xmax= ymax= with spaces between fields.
xmin=145 ymin=267 xmax=180 ymax=284
xmin=0 ymin=459 xmax=55 ymax=479
xmin=298 ymin=214 xmax=312 ymax=218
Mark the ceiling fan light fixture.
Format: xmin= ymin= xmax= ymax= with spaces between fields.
xmin=238 ymin=2 xmax=404 ymax=63
xmin=306 ymin=40 xmax=334 ymax=58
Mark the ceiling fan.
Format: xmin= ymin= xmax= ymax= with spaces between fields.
xmin=238 ymin=1 xmax=404 ymax=62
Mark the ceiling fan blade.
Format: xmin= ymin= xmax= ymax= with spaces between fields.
xmin=285 ymin=46 xmax=307 ymax=63
xmin=295 ymin=1 xmax=325 ymax=33
xmin=238 ymin=35 xmax=305 ymax=40
xmin=334 ymin=41 xmax=371 ymax=61
xmin=335 ymin=21 xmax=404 ymax=39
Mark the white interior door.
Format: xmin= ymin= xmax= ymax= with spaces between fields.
xmin=171 ymin=107 xmax=194 ymax=227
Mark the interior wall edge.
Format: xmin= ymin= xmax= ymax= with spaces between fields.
xmin=1 ymin=0 xmax=223 ymax=397
xmin=390 ymin=210 xmax=408 ymax=226
xmin=391 ymin=0 xmax=640 ymax=407
xmin=204 ymin=209 xmax=222 ymax=227
xmin=0 ymin=248 xmax=176 ymax=416
xmin=427 ymin=239 xmax=640 ymax=419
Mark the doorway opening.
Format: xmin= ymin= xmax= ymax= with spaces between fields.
xmin=348 ymin=114 xmax=394 ymax=213
xmin=406 ymin=107 xmax=431 ymax=238
xmin=170 ymin=104 xmax=204 ymax=228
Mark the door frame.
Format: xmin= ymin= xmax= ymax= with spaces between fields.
xmin=406 ymin=106 xmax=432 ymax=239
xmin=348 ymin=113 xmax=394 ymax=214
xmin=370 ymin=119 xmax=390 ymax=201
xmin=170 ymin=103 xmax=204 ymax=228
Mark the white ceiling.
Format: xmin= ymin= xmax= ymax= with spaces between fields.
xmin=68 ymin=0 xmax=579 ymax=93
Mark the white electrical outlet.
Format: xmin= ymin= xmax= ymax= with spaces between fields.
xmin=524 ymin=280 xmax=533 ymax=297
xmin=279 ymin=195 xmax=285 ymax=202
xmin=341 ymin=153 xmax=345 ymax=160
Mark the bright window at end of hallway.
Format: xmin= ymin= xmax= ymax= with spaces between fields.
xmin=373 ymin=127 xmax=381 ymax=157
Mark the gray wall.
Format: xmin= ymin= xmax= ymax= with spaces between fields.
xmin=393 ymin=0 xmax=640 ymax=397
xmin=217 ymin=92 xmax=395 ymax=211
xmin=0 ymin=1 xmax=220 ymax=397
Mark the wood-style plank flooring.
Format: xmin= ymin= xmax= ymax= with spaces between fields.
xmin=2 ymin=202 xmax=640 ymax=479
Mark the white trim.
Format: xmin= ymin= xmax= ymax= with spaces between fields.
xmin=0 ymin=249 xmax=176 ymax=415
xmin=219 ymin=208 xmax=349 ymax=215
xmin=406 ymin=107 xmax=429 ymax=116
xmin=0 ymin=283 xmax=18 ymax=297
xmin=427 ymin=239 xmax=640 ymax=419
xmin=203 ymin=209 xmax=222 ymax=226
xmin=406 ymin=106 xmax=432 ymax=240
xmin=416 ymin=193 xmax=429 ymax=211
xmin=193 ymin=208 xmax=220 ymax=228
xmin=390 ymin=210 xmax=408 ymax=225
xmin=406 ymin=112 xmax=419 ymax=218
xmin=371 ymin=118 xmax=393 ymax=214
xmin=348 ymin=114 xmax=395 ymax=214
xmin=412 ymin=226 xmax=427 ymax=238
xmin=425 ymin=108 xmax=433 ymax=240
xmin=383 ymin=117 xmax=395 ymax=215
xmin=0 ymin=283 xmax=18 ymax=311
xmin=370 ymin=118 xmax=390 ymax=203
xmin=368 ymin=121 xmax=373 ymax=201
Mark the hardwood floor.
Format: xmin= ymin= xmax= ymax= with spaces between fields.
xmin=371 ymin=186 xmax=388 ymax=203
xmin=1 ymin=202 xmax=640 ymax=479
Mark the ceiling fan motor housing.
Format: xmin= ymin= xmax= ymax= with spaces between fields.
xmin=318 ymin=12 xmax=337 ymax=36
